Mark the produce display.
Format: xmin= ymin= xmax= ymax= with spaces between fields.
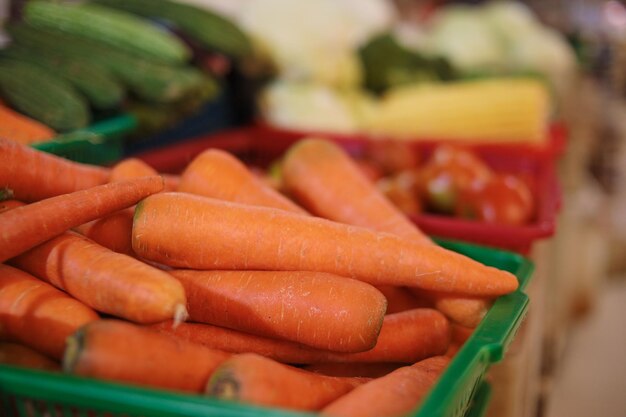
xmin=368 ymin=144 xmax=535 ymax=226
xmin=0 ymin=0 xmax=252 ymax=135
xmin=0 ymin=138 xmax=525 ymax=416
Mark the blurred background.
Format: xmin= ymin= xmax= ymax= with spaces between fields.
xmin=0 ymin=0 xmax=625 ymax=416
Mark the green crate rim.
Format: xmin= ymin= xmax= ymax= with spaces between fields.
xmin=0 ymin=238 xmax=532 ymax=417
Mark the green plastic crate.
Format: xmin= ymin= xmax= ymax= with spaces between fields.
xmin=31 ymin=114 xmax=137 ymax=165
xmin=0 ymin=239 xmax=532 ymax=417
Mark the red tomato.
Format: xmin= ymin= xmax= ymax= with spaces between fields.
xmin=456 ymin=174 xmax=534 ymax=225
xmin=418 ymin=145 xmax=492 ymax=214
xmin=377 ymin=170 xmax=422 ymax=216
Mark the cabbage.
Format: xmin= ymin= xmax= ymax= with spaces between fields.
xmin=260 ymin=82 xmax=376 ymax=133
xmin=237 ymin=0 xmax=394 ymax=87
xmin=424 ymin=5 xmax=507 ymax=72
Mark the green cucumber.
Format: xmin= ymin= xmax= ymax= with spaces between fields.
xmin=8 ymin=24 xmax=217 ymax=103
xmin=24 ymin=1 xmax=191 ymax=64
xmin=0 ymin=60 xmax=90 ymax=131
xmin=95 ymin=0 xmax=252 ymax=58
xmin=0 ymin=46 xmax=124 ymax=109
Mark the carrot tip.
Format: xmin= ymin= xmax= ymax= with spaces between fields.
xmin=172 ymin=304 xmax=188 ymax=328
xmin=62 ymin=326 xmax=85 ymax=374
xmin=206 ymin=370 xmax=239 ymax=399
xmin=0 ymin=187 xmax=14 ymax=201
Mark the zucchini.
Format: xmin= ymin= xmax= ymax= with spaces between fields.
xmin=8 ymin=24 xmax=218 ymax=104
xmin=0 ymin=60 xmax=90 ymax=131
xmin=24 ymin=1 xmax=191 ymax=64
xmin=0 ymin=46 xmax=125 ymax=109
xmin=95 ymin=0 xmax=252 ymax=58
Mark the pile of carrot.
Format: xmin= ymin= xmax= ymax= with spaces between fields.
xmin=0 ymin=137 xmax=520 ymax=417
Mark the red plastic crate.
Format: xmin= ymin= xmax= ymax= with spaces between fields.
xmin=135 ymin=127 xmax=561 ymax=254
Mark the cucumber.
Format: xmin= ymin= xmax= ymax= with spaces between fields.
xmin=0 ymin=46 xmax=125 ymax=110
xmin=24 ymin=0 xmax=191 ymax=64
xmin=7 ymin=24 xmax=218 ymax=104
xmin=0 ymin=60 xmax=90 ymax=131
xmin=95 ymin=0 xmax=252 ymax=58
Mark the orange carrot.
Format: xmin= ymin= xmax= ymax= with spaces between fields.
xmin=133 ymin=193 xmax=518 ymax=297
xmin=205 ymin=353 xmax=369 ymax=411
xmin=321 ymin=356 xmax=450 ymax=417
xmin=0 ymin=342 xmax=60 ymax=371
xmin=0 ymin=175 xmax=163 ymax=263
xmin=281 ymin=138 xmax=431 ymax=244
xmin=152 ymin=308 xmax=450 ymax=364
xmin=303 ymin=363 xmax=404 ymax=378
xmin=0 ymin=199 xmax=23 ymax=213
xmin=11 ymin=231 xmax=186 ymax=324
xmin=0 ymin=264 xmax=99 ymax=360
xmin=163 ymin=174 xmax=181 ymax=192
xmin=64 ymin=320 xmax=231 ymax=393
xmin=446 ymin=323 xmax=475 ymax=357
xmin=170 ymin=269 xmax=386 ymax=352
xmin=0 ymin=103 xmax=55 ymax=145
xmin=411 ymin=289 xmax=492 ymax=328
xmin=178 ymin=148 xmax=307 ymax=214
xmin=282 ymin=138 xmax=496 ymax=326
xmin=0 ymin=137 xmax=110 ymax=202
xmin=74 ymin=208 xmax=135 ymax=255
xmin=109 ymin=158 xmax=159 ymax=182
xmin=375 ymin=285 xmax=431 ymax=314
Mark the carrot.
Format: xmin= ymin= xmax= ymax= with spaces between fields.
xmin=321 ymin=356 xmax=450 ymax=417
xmin=411 ymin=289 xmax=492 ymax=328
xmin=109 ymin=158 xmax=159 ymax=182
xmin=163 ymin=174 xmax=181 ymax=192
xmin=74 ymin=208 xmax=135 ymax=255
xmin=205 ymin=353 xmax=369 ymax=411
xmin=178 ymin=149 xmax=307 ymax=214
xmin=375 ymin=285 xmax=431 ymax=314
xmin=0 ymin=199 xmax=23 ymax=213
xmin=11 ymin=231 xmax=186 ymax=324
xmin=303 ymin=363 xmax=404 ymax=378
xmin=0 ymin=102 xmax=55 ymax=145
xmin=133 ymin=193 xmax=518 ymax=297
xmin=64 ymin=320 xmax=231 ymax=393
xmin=0 ymin=137 xmax=110 ymax=202
xmin=281 ymin=138 xmax=431 ymax=244
xmin=0 ymin=264 xmax=98 ymax=360
xmin=170 ymin=269 xmax=387 ymax=352
xmin=152 ymin=308 xmax=450 ymax=364
xmin=0 ymin=175 xmax=163 ymax=263
xmin=446 ymin=323 xmax=475 ymax=357
xmin=0 ymin=342 xmax=60 ymax=371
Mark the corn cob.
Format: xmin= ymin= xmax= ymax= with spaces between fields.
xmin=95 ymin=0 xmax=252 ymax=58
xmin=365 ymin=78 xmax=551 ymax=143
xmin=0 ymin=60 xmax=90 ymax=131
xmin=24 ymin=1 xmax=190 ymax=64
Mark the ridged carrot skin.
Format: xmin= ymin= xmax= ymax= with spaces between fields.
xmin=64 ymin=320 xmax=231 ymax=393
xmin=178 ymin=149 xmax=307 ymax=214
xmin=282 ymin=138 xmax=431 ymax=244
xmin=0 ymin=264 xmax=99 ymax=360
xmin=133 ymin=193 xmax=518 ymax=297
xmin=206 ymin=353 xmax=369 ymax=411
xmin=152 ymin=308 xmax=450 ymax=364
xmin=321 ymin=356 xmax=450 ymax=417
xmin=0 ymin=342 xmax=60 ymax=371
xmin=0 ymin=137 xmax=110 ymax=202
xmin=170 ymin=269 xmax=387 ymax=352
xmin=0 ymin=175 xmax=163 ymax=263
xmin=12 ymin=231 xmax=186 ymax=324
